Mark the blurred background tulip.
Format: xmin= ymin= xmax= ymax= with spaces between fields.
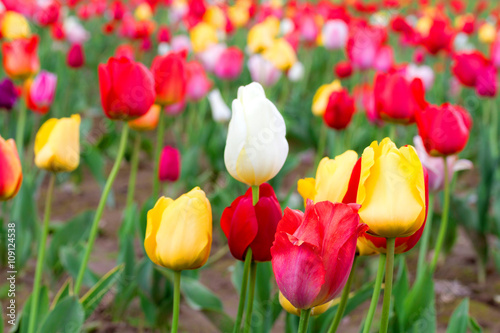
xmin=158 ymin=146 xmax=181 ymax=182
xmin=0 ymin=136 xmax=22 ymax=201
xmin=185 ymin=61 xmax=212 ymax=101
xmin=1 ymin=11 xmax=30 ymax=40
xmin=151 ymin=51 xmax=187 ymax=106
xmin=27 ymin=71 xmax=57 ymax=115
xmin=67 ymin=44 xmax=86 ymax=69
xmin=214 ymin=46 xmax=244 ymax=80
xmin=207 ymin=89 xmax=231 ymax=122
xmin=323 ymin=88 xmax=355 ymax=130
xmin=2 ymin=36 xmax=40 ymax=80
xmin=0 ymin=78 xmax=19 ymax=111
xmin=128 ymin=104 xmax=161 ymax=131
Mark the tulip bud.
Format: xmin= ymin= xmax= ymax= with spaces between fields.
xmin=214 ymin=46 xmax=244 ymax=81
xmin=27 ymin=70 xmax=57 ymax=115
xmin=224 ymin=82 xmax=288 ymax=186
xmin=158 ymin=146 xmax=181 ymax=182
xmin=334 ymin=61 xmax=353 ymax=79
xmin=478 ymin=22 xmax=496 ymax=44
xmin=221 ymin=183 xmax=282 ymax=262
xmin=323 ymin=89 xmax=355 ymax=130
xmin=356 ymin=138 xmax=426 ymax=238
xmin=207 ymin=89 xmax=231 ymax=122
xmin=63 ymin=16 xmax=90 ymax=45
xmin=144 ymin=187 xmax=212 ymax=271
xmin=311 ymin=80 xmax=342 ymax=116
xmin=320 ymin=19 xmax=348 ymax=50
xmin=452 ymin=51 xmax=490 ymax=88
xmin=416 ymin=103 xmax=472 ymax=156
xmin=67 ymin=44 xmax=85 ymax=68
xmin=128 ymin=104 xmax=161 ymax=131
xmin=1 ymin=11 xmax=31 ymax=40
xmin=98 ymin=56 xmax=156 ymax=120
xmin=34 ymin=114 xmax=81 ymax=172
xmin=271 ymin=201 xmax=367 ymax=309
xmin=185 ymin=61 xmax=212 ymax=101
xmin=190 ymin=22 xmax=218 ymax=53
xmin=0 ymin=78 xmax=19 ymax=111
xmin=0 ymin=136 xmax=22 ymax=201
xmin=151 ymin=52 xmax=187 ymax=106
xmin=2 ymin=36 xmax=40 ymax=80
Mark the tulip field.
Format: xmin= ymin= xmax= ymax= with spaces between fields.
xmin=2 ymin=0 xmax=500 ymax=332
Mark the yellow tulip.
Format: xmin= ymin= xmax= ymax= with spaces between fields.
xmin=1 ymin=11 xmax=30 ymax=40
xmin=357 ymin=138 xmax=426 ymax=238
xmin=203 ymin=6 xmax=226 ymax=30
xmin=228 ymin=5 xmax=249 ymax=28
xmin=415 ymin=16 xmax=432 ymax=36
xmin=311 ymin=80 xmax=342 ymax=116
xmin=34 ymin=114 xmax=80 ymax=173
xmin=356 ymin=236 xmax=378 ymax=256
xmin=190 ymin=22 xmax=218 ymax=53
xmin=145 ymin=187 xmax=212 ymax=271
xmin=298 ymin=151 xmax=358 ymax=206
xmin=262 ymin=38 xmax=297 ymax=71
xmin=279 ymin=292 xmax=333 ymax=317
xmin=134 ymin=3 xmax=153 ymax=21
xmin=478 ymin=23 xmax=497 ymax=44
xmin=247 ymin=17 xmax=280 ymax=53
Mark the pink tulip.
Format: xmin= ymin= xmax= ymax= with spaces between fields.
xmin=271 ymin=200 xmax=367 ymax=309
xmin=28 ymin=71 xmax=57 ymax=114
xmin=321 ymin=19 xmax=348 ymax=50
xmin=214 ymin=46 xmax=244 ymax=81
xmin=185 ymin=61 xmax=212 ymax=102
xmin=67 ymin=44 xmax=85 ymax=68
xmin=159 ymin=146 xmax=181 ymax=182
xmin=197 ymin=43 xmax=226 ymax=73
xmin=248 ymin=54 xmax=282 ymax=87
xmin=491 ymin=36 xmax=500 ymax=68
xmin=373 ymin=45 xmax=394 ymax=72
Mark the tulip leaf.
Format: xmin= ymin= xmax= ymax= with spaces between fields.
xmin=200 ymin=309 xmax=235 ymax=333
xmin=59 ymin=244 xmax=99 ymax=287
xmin=446 ymin=298 xmax=469 ymax=333
xmin=402 ymin=270 xmax=436 ymax=333
xmin=468 ymin=316 xmax=483 ymax=333
xmin=180 ymin=275 xmax=223 ymax=311
xmin=80 ymin=264 xmax=124 ymax=319
xmin=16 ymin=286 xmax=49 ymax=333
xmin=38 ymin=296 xmax=84 ymax=333
xmin=50 ymin=279 xmax=73 ymax=310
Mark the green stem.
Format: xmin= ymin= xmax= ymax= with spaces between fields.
xmin=153 ymin=110 xmax=166 ymax=198
xmin=243 ymin=261 xmax=257 ymax=333
xmin=297 ymin=308 xmax=312 ymax=333
xmin=489 ymin=98 xmax=498 ymax=159
xmin=388 ymin=125 xmax=396 ymax=143
xmin=430 ymin=158 xmax=450 ymax=272
xmin=27 ymin=173 xmax=55 ymax=333
xmin=362 ymin=254 xmax=386 ymax=333
xmin=328 ymin=256 xmax=358 ymax=333
xmin=315 ymin=124 xmax=328 ymax=168
xmin=74 ymin=124 xmax=130 ymax=295
xmin=15 ymin=96 xmax=27 ymax=159
xmin=171 ymin=271 xmax=181 ymax=333
xmin=233 ymin=248 xmax=253 ymax=333
xmin=416 ymin=193 xmax=435 ymax=280
xmin=251 ymin=185 xmax=259 ymax=206
xmin=126 ymin=133 xmax=141 ymax=209
xmin=379 ymin=238 xmax=395 ymax=333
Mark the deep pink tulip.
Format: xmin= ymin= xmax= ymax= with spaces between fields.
xmin=67 ymin=44 xmax=85 ymax=68
xmin=158 ymin=146 xmax=181 ymax=182
xmin=271 ymin=201 xmax=366 ymax=309
xmin=214 ymin=46 xmax=244 ymax=81
xmin=185 ymin=61 xmax=212 ymax=102
xmin=27 ymin=71 xmax=57 ymax=115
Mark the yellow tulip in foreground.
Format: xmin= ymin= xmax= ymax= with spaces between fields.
xmin=357 ymin=138 xmax=426 ymax=238
xmin=298 ymin=150 xmax=358 ymax=206
xmin=311 ymin=80 xmax=342 ymax=116
xmin=145 ymin=187 xmax=212 ymax=271
xmin=34 ymin=114 xmax=81 ymax=173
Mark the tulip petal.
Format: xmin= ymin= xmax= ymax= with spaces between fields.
xmin=297 ymin=177 xmax=316 ymax=206
xmin=276 ymin=207 xmax=304 ymax=235
xmin=224 ymin=99 xmax=248 ymax=183
xmin=251 ymin=193 xmax=282 ymax=261
xmin=226 ymin=196 xmax=258 ymax=260
xmin=271 ymin=231 xmax=325 ymax=309
xmin=145 ymin=197 xmax=173 ymax=266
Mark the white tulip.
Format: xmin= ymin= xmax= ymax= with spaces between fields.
xmin=406 ymin=64 xmax=435 ymax=91
xmin=321 ymin=20 xmax=348 ymax=50
xmin=288 ymin=61 xmax=304 ymax=82
xmin=224 ymin=82 xmax=289 ymax=186
xmin=208 ymin=89 xmax=231 ymax=123
xmin=63 ymin=16 xmax=90 ymax=45
xmin=248 ymin=54 xmax=282 ymax=87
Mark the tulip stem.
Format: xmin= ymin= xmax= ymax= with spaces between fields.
xmin=74 ymin=123 xmax=130 ymax=295
xmin=328 ymin=255 xmax=358 ymax=333
xmin=362 ymin=254 xmax=386 ymax=333
xmin=297 ymin=308 xmax=312 ymax=333
xmin=28 ymin=173 xmax=55 ymax=333
xmin=15 ymin=97 xmax=27 ymax=159
xmin=171 ymin=270 xmax=181 ymax=333
xmin=315 ymin=124 xmax=328 ymax=168
xmin=153 ymin=110 xmax=166 ymax=198
xmin=126 ymin=132 xmax=141 ymax=209
xmin=430 ymin=158 xmax=450 ymax=272
xmin=379 ymin=238 xmax=395 ymax=333
xmin=252 ymin=185 xmax=260 ymax=206
xmin=243 ymin=261 xmax=257 ymax=333
xmin=416 ymin=193 xmax=435 ymax=280
xmin=233 ymin=248 xmax=253 ymax=333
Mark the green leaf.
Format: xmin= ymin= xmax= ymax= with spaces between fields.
xmin=51 ymin=279 xmax=73 ymax=309
xmin=180 ymin=275 xmax=223 ymax=311
xmin=468 ymin=316 xmax=483 ymax=333
xmin=18 ymin=287 xmax=49 ymax=333
xmin=201 ymin=309 xmax=235 ymax=333
xmin=59 ymin=245 xmax=99 ymax=287
xmin=446 ymin=298 xmax=469 ymax=333
xmin=80 ymin=265 xmax=124 ymax=319
xmin=38 ymin=296 xmax=84 ymax=333
xmin=402 ymin=270 xmax=437 ymax=333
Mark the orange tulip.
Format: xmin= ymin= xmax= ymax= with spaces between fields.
xmin=0 ymin=136 xmax=22 ymax=201
xmin=2 ymin=36 xmax=40 ymax=80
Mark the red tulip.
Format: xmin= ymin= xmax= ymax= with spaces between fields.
xmin=98 ymin=56 xmax=156 ymax=120
xmin=158 ymin=146 xmax=181 ymax=182
xmin=452 ymin=51 xmax=490 ymax=88
xmin=420 ymin=17 xmax=453 ymax=55
xmin=110 ymin=0 xmax=126 ymax=20
xmin=476 ymin=65 xmax=497 ymax=97
xmin=115 ymin=44 xmax=135 ymax=60
xmin=334 ymin=61 xmax=353 ymax=79
xmin=374 ymin=71 xmax=427 ymax=124
xmin=151 ymin=51 xmax=187 ymax=106
xmin=214 ymin=46 xmax=244 ymax=81
xmin=67 ymin=44 xmax=85 ymax=69
xmin=0 ymin=136 xmax=22 ymax=201
xmin=416 ymin=103 xmax=472 ymax=156
xmin=2 ymin=36 xmax=40 ymax=80
xmin=271 ymin=201 xmax=367 ymax=309
xmin=323 ymin=89 xmax=355 ymax=130
xmin=157 ymin=26 xmax=171 ymax=43
xmin=185 ymin=61 xmax=212 ymax=102
xmin=221 ymin=183 xmax=282 ymax=262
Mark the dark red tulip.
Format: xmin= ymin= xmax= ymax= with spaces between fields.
xmin=221 ymin=183 xmax=282 ymax=262
xmin=334 ymin=61 xmax=353 ymax=79
xmin=416 ymin=103 xmax=472 ymax=156
xmin=151 ymin=51 xmax=187 ymax=106
xmin=158 ymin=146 xmax=181 ymax=182
xmin=110 ymin=0 xmax=126 ymax=20
xmin=421 ymin=17 xmax=453 ymax=55
xmin=98 ymin=56 xmax=156 ymax=120
xmin=374 ymin=71 xmax=427 ymax=124
xmin=452 ymin=51 xmax=490 ymax=88
xmin=323 ymin=89 xmax=355 ymax=130
xmin=157 ymin=26 xmax=171 ymax=43
xmin=271 ymin=200 xmax=366 ymax=309
xmin=67 ymin=44 xmax=85 ymax=69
